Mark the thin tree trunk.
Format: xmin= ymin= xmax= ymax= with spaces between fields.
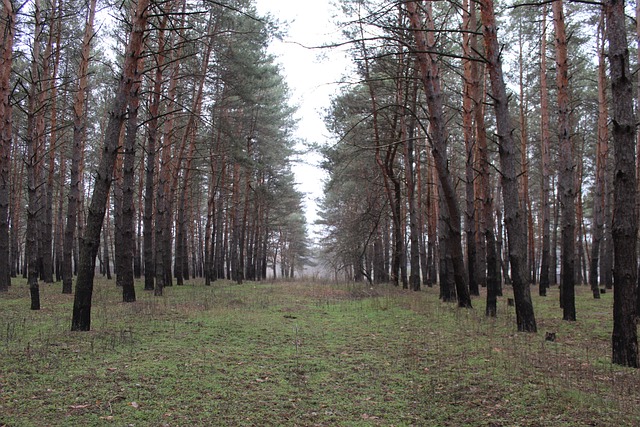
xmin=462 ymin=0 xmax=478 ymax=296
xmin=517 ymin=21 xmax=532 ymax=285
xmin=539 ymin=4 xmax=551 ymax=296
xmin=416 ymin=139 xmax=429 ymax=288
xmin=404 ymin=71 xmax=421 ymax=291
xmin=42 ymin=0 xmax=61 ymax=284
xmin=143 ymin=15 xmax=168 ymax=292
xmin=25 ymin=0 xmax=47 ymax=309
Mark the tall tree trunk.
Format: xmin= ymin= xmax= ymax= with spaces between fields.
xmin=0 ymin=0 xmax=16 ymax=292
xmin=357 ymin=8 xmax=405 ymax=288
xmin=462 ymin=0 xmax=478 ymax=296
xmin=471 ymin=38 xmax=498 ymax=315
xmin=551 ymin=177 xmax=559 ymax=286
xmin=479 ymin=0 xmax=536 ymax=332
xmin=426 ymin=163 xmax=438 ymax=286
xmin=63 ymin=0 xmax=96 ymax=294
xmin=635 ymin=0 xmax=640 ymax=317
xmin=539 ymin=4 xmax=551 ymax=296
xmin=517 ymin=20 xmax=532 ymax=285
xmin=416 ymin=139 xmax=429 ymax=288
xmin=438 ymin=185 xmax=456 ymax=302
xmin=404 ymin=71 xmax=421 ymax=291
xmin=143 ymin=15 xmax=168 ymax=292
xmin=102 ymin=203 xmax=112 ymax=280
xmin=407 ymin=0 xmax=471 ymax=307
xmin=71 ymin=0 xmax=149 ymax=330
xmin=553 ymin=0 xmax=576 ymax=321
xmin=605 ymin=0 xmax=639 ymax=368
xmin=116 ymin=56 xmax=142 ymax=302
xmin=10 ymin=150 xmax=23 ymax=278
xmin=25 ymin=0 xmax=46 ymax=309
xmin=175 ymin=15 xmax=215 ymax=285
xmin=42 ymin=0 xmax=61 ymax=284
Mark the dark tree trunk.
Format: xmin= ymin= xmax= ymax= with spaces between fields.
xmin=405 ymin=85 xmax=421 ymax=291
xmin=407 ymin=1 xmax=471 ymax=308
xmin=143 ymin=16 xmax=167 ymax=292
xmin=63 ymin=0 xmax=96 ymax=295
xmin=204 ymin=178 xmax=213 ymax=286
xmin=480 ymin=0 xmax=537 ymax=332
xmin=416 ymin=144 xmax=430 ymax=288
xmin=102 ymin=213 xmax=112 ymax=280
xmin=605 ymin=0 xmax=639 ymax=368
xmin=553 ymin=0 xmax=576 ymax=322
xmin=462 ymin=0 xmax=478 ymax=296
xmin=590 ymin=13 xmax=607 ymax=300
xmin=539 ymin=4 xmax=551 ymax=296
xmin=117 ymin=63 xmax=141 ymax=303
xmin=551 ymin=177 xmax=559 ymax=286
xmin=438 ymin=196 xmax=456 ymax=303
xmin=26 ymin=0 xmax=46 ymax=309
xmin=71 ymin=0 xmax=149 ymax=331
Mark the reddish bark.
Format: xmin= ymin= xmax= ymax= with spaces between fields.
xmin=0 ymin=0 xmax=16 ymax=292
xmin=62 ymin=0 xmax=96 ymax=294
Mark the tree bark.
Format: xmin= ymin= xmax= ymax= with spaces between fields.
xmin=25 ymin=0 xmax=47 ymax=309
xmin=462 ymin=0 xmax=478 ymax=296
xmin=407 ymin=1 xmax=471 ymax=307
xmin=71 ymin=0 xmax=149 ymax=331
xmin=116 ymin=56 xmax=142 ymax=302
xmin=63 ymin=0 xmax=96 ymax=294
xmin=553 ymin=0 xmax=576 ymax=321
xmin=143 ymin=14 xmax=168 ymax=291
xmin=479 ymin=0 xmax=536 ymax=332
xmin=539 ymin=4 xmax=551 ymax=296
xmin=605 ymin=0 xmax=639 ymax=368
xmin=0 ymin=0 xmax=16 ymax=292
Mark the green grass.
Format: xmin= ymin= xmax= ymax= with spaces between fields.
xmin=1 ymin=278 xmax=639 ymax=426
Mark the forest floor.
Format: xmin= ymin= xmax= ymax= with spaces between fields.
xmin=1 ymin=277 xmax=639 ymax=426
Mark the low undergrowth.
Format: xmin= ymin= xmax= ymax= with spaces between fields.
xmin=1 ymin=278 xmax=639 ymax=426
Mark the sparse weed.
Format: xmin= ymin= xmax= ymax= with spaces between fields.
xmin=0 ymin=278 xmax=639 ymax=426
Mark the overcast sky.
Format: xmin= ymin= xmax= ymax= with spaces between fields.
xmin=254 ymin=0 xmax=352 ymax=240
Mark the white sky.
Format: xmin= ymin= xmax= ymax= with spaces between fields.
xmin=254 ymin=0 xmax=352 ymax=241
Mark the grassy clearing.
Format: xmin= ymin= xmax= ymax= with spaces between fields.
xmin=1 ymin=278 xmax=639 ymax=426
